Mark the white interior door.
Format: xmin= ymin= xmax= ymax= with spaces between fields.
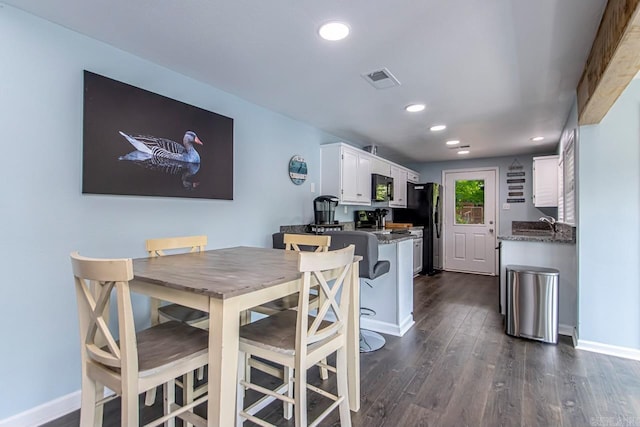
xmin=443 ymin=169 xmax=497 ymax=275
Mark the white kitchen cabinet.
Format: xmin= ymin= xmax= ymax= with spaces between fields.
xmin=532 ymin=155 xmax=559 ymax=207
xmin=321 ymin=143 xmax=372 ymax=205
xmin=389 ymin=165 xmax=407 ymax=208
xmin=371 ymin=156 xmax=391 ymax=176
xmin=407 ymin=169 xmax=420 ymax=183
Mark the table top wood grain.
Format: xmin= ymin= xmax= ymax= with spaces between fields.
xmin=132 ymin=246 xmax=304 ymax=300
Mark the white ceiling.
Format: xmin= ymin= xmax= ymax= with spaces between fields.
xmin=4 ymin=0 xmax=607 ymax=163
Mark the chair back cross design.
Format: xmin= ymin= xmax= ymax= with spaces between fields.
xmin=284 ymin=233 xmax=331 ymax=253
xmin=297 ymin=244 xmax=354 ymax=348
xmin=146 ymin=235 xmax=207 ymax=257
xmin=72 ymin=254 xmax=135 ymax=371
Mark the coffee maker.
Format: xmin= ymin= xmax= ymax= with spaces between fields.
xmin=309 ymin=195 xmax=342 ymax=234
xmin=313 ymin=195 xmax=339 ymax=224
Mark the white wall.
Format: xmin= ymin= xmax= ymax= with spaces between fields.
xmin=578 ymin=79 xmax=640 ymax=350
xmin=0 ymin=5 xmax=337 ymax=419
xmin=406 ymin=154 xmax=557 ymax=234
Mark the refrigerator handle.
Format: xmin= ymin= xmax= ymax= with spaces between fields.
xmin=434 ymin=195 xmax=442 ymax=238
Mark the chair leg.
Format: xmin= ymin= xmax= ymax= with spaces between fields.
xmin=121 ymin=381 xmax=139 ymax=427
xmin=79 ymin=374 xmax=99 ymax=427
xmin=244 ymin=353 xmax=251 ymax=392
xmin=294 ymin=364 xmax=308 ymax=426
xmin=163 ymin=380 xmax=176 ymax=427
xmin=335 ymin=347 xmax=352 ymax=427
xmin=319 ymin=357 xmax=329 ymax=380
xmin=236 ymin=351 xmax=246 ymax=427
xmin=94 ymin=384 xmax=104 ymax=427
xmin=283 ymin=366 xmax=293 ymax=420
xmin=144 ymin=387 xmax=157 ymax=406
xmin=182 ymin=372 xmax=195 ymax=427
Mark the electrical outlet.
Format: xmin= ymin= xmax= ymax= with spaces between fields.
xmin=502 ymin=203 xmax=511 ymax=210
xmin=344 ymin=205 xmax=348 ymax=214
xmin=310 ymin=183 xmax=315 ymax=193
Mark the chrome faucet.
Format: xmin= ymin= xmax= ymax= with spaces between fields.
xmin=539 ymin=216 xmax=557 ymax=233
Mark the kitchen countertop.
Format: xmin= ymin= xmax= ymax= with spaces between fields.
xmin=374 ymin=233 xmax=415 ymax=244
xmin=497 ymin=233 xmax=575 ymax=244
xmin=356 ymin=226 xmax=424 ymax=233
xmin=498 ymin=221 xmax=576 ymax=244
xmin=355 ymin=226 xmax=423 ymax=244
xmin=277 ymin=224 xmax=422 ymax=244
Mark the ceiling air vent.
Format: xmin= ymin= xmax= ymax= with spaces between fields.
xmin=361 ymin=67 xmax=401 ymax=89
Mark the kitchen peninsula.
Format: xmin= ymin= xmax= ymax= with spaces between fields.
xmin=274 ymin=225 xmax=418 ymax=336
xmin=360 ymin=229 xmax=415 ymax=336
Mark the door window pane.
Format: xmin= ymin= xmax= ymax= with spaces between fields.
xmin=455 ymin=179 xmax=485 ymax=224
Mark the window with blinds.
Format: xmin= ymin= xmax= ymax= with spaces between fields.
xmin=558 ymin=130 xmax=576 ymax=225
xmin=558 ymin=156 xmax=564 ymax=221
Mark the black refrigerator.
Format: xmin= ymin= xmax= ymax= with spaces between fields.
xmin=393 ymin=182 xmax=443 ymax=275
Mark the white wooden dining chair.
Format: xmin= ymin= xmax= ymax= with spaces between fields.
xmin=146 ymin=235 xmax=209 ymax=328
xmin=144 ymin=235 xmax=208 ymax=419
xmin=70 ymin=252 xmax=209 ymax=427
xmin=251 ymin=234 xmax=330 ymax=316
xmin=236 ymin=244 xmax=355 ymax=427
xmin=247 ymin=233 xmax=331 ymax=383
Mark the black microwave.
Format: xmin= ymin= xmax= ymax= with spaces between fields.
xmin=371 ymin=173 xmax=394 ymax=201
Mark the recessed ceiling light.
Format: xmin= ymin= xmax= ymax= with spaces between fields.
xmin=318 ymin=22 xmax=350 ymax=41
xmin=458 ymin=150 xmax=470 ymax=155
xmin=531 ymin=136 xmax=544 ymax=141
xmin=430 ymin=124 xmax=446 ymax=131
xmin=405 ymin=103 xmax=425 ymax=113
xmin=446 ymin=140 xmax=460 ymax=145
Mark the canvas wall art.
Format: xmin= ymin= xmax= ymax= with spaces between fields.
xmin=82 ymin=71 xmax=234 ymax=200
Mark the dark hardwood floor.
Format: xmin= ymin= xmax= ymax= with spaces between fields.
xmin=45 ymin=272 xmax=640 ymax=426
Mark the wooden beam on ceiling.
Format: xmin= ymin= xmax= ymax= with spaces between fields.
xmin=577 ymin=0 xmax=640 ymax=125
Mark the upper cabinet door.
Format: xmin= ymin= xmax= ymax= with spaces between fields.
xmin=320 ymin=143 xmax=372 ymax=205
xmin=341 ymin=148 xmax=360 ymax=203
xmin=389 ymin=166 xmax=407 ymax=208
xmin=356 ymin=154 xmax=372 ymax=203
xmin=371 ymin=157 xmax=391 ymax=176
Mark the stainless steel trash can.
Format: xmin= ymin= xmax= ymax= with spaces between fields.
xmin=505 ymin=265 xmax=559 ymax=344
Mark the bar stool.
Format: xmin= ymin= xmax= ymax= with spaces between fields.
xmin=324 ymin=231 xmax=390 ymax=352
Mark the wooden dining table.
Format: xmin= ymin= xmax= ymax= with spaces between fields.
xmin=130 ymin=246 xmax=361 ymax=427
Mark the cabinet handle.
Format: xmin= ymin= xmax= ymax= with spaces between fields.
xmin=357 ymin=193 xmax=362 ymax=196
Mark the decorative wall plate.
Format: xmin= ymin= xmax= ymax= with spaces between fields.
xmin=288 ymin=155 xmax=308 ymax=185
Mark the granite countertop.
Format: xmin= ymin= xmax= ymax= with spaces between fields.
xmin=356 ymin=226 xmax=424 ymax=233
xmin=498 ymin=221 xmax=576 ymax=244
xmin=374 ymin=233 xmax=415 ymax=244
xmin=354 ymin=226 xmax=422 ymax=244
xmin=277 ymin=224 xmax=418 ymax=245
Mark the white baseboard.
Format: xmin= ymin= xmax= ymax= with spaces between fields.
xmin=397 ymin=315 xmax=415 ymax=336
xmin=576 ymin=339 xmax=640 ymax=361
xmin=361 ymin=316 xmax=414 ymax=337
xmin=0 ymin=390 xmax=81 ymax=427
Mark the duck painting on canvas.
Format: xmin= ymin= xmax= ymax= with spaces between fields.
xmin=81 ymin=71 xmax=233 ymax=200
